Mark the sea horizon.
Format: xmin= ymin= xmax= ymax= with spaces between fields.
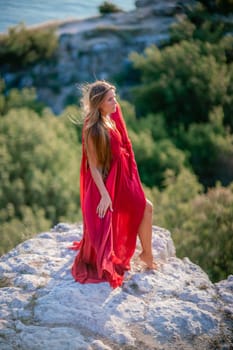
xmin=0 ymin=0 xmax=135 ymax=34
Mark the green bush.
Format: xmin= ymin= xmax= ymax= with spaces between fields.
xmin=183 ymin=183 xmax=233 ymax=282
xmin=129 ymin=38 xmax=233 ymax=187
xmin=176 ymin=106 xmax=233 ymax=186
xmin=0 ymin=23 xmax=58 ymax=69
xmin=98 ymin=1 xmax=122 ymax=14
xmin=115 ymin=100 xmax=187 ymax=187
xmin=0 ymin=79 xmax=44 ymax=115
xmin=216 ymin=0 xmax=233 ymax=13
xmin=0 ymin=206 xmax=50 ymax=256
xmin=0 ymin=107 xmax=81 ymax=255
xmin=148 ymin=169 xmax=204 ymax=233
xmin=130 ymin=40 xmax=232 ymax=128
xmin=200 ymin=0 xmax=233 ymax=13
xmin=147 ymin=169 xmax=233 ymax=282
xmin=129 ymin=129 xmax=187 ymax=187
xmin=169 ymin=2 xmax=233 ymax=59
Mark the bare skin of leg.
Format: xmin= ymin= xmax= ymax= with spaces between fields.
xmin=138 ymin=199 xmax=157 ymax=269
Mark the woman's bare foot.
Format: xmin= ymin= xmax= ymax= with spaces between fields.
xmin=139 ymin=252 xmax=158 ymax=270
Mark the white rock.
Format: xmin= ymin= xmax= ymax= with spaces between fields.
xmin=90 ymin=340 xmax=112 ymax=350
xmin=0 ymin=224 xmax=232 ymax=349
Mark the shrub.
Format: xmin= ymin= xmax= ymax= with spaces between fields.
xmin=0 ymin=23 xmax=58 ymax=69
xmin=175 ymin=184 xmax=233 ymax=282
xmin=98 ymin=1 xmax=122 ymax=15
xmin=0 ymin=107 xmax=81 ymax=254
xmin=129 ymin=129 xmax=187 ymax=187
xmin=200 ymin=0 xmax=233 ymax=13
xmin=129 ymin=39 xmax=233 ymax=187
xmin=176 ymin=106 xmax=233 ymax=186
xmin=130 ymin=41 xmax=232 ymax=128
xmin=0 ymin=79 xmax=44 ymax=115
xmin=147 ymin=169 xmax=233 ymax=282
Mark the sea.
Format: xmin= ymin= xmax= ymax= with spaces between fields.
xmin=0 ymin=0 xmax=135 ymax=34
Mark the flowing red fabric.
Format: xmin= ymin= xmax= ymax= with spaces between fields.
xmin=70 ymin=104 xmax=146 ymax=288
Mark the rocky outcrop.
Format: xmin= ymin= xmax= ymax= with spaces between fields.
xmin=0 ymin=223 xmax=232 ymax=349
xmin=1 ymin=0 xmax=186 ymax=113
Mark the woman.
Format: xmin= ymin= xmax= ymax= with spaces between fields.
xmin=70 ymin=81 xmax=156 ymax=288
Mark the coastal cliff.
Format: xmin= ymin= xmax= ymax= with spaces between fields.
xmin=1 ymin=0 xmax=186 ymax=113
xmin=0 ymin=223 xmax=232 ymax=349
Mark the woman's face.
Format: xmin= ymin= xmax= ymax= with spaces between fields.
xmin=100 ymin=89 xmax=117 ymax=116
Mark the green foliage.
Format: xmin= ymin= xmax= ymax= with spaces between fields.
xmin=146 ymin=170 xmax=233 ymax=282
xmin=130 ymin=40 xmax=232 ymax=128
xmin=0 ymin=206 xmax=50 ymax=256
xmin=0 ymin=23 xmax=58 ymax=69
xmin=217 ymin=0 xmax=233 ymax=13
xmin=118 ymin=98 xmax=137 ymax=129
xmin=169 ymin=19 xmax=196 ymax=43
xmin=133 ymin=64 xmax=233 ymax=280
xmin=183 ymin=184 xmax=233 ymax=282
xmin=0 ymin=79 xmax=45 ymax=115
xmin=118 ymin=99 xmax=188 ymax=187
xmin=0 ymin=107 xmax=81 ymax=255
xmin=170 ymin=15 xmax=227 ymax=44
xmin=130 ymin=20 xmax=233 ymax=187
xmin=148 ymin=169 xmax=204 ymax=233
xmin=169 ymin=3 xmax=233 ymax=59
xmin=121 ymin=101 xmax=169 ymax=140
xmin=136 ymin=113 xmax=169 ymax=141
xmin=122 ymin=3 xmax=233 ymax=280
xmin=176 ymin=106 xmax=233 ymax=186
xmin=98 ymin=1 xmax=122 ymax=15
xmin=200 ymin=0 xmax=233 ymax=13
xmin=130 ymin=129 xmax=187 ymax=187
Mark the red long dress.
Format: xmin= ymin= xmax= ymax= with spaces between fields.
xmin=70 ymin=104 xmax=146 ymax=288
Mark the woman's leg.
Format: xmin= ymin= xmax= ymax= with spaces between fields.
xmin=138 ymin=199 xmax=156 ymax=269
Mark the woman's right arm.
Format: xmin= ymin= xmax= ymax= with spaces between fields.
xmin=86 ymin=135 xmax=113 ymax=218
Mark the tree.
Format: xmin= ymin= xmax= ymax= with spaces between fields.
xmin=117 ymin=100 xmax=188 ymax=188
xmin=0 ymin=79 xmax=44 ymax=116
xmin=130 ymin=40 xmax=232 ymax=129
xmin=176 ymin=106 xmax=233 ymax=186
xmin=0 ymin=107 xmax=81 ymax=254
xmin=129 ymin=129 xmax=187 ymax=187
xmin=129 ymin=38 xmax=233 ymax=187
xmin=0 ymin=23 xmax=58 ymax=69
xmin=147 ymin=169 xmax=233 ymax=282
xmin=98 ymin=1 xmax=122 ymax=15
xmin=199 ymin=0 xmax=233 ymax=13
xmin=176 ymin=183 xmax=233 ymax=282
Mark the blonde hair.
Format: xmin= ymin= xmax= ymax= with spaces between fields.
xmin=81 ymin=81 xmax=116 ymax=178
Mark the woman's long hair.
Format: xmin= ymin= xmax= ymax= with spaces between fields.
xmin=81 ymin=81 xmax=115 ymax=178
